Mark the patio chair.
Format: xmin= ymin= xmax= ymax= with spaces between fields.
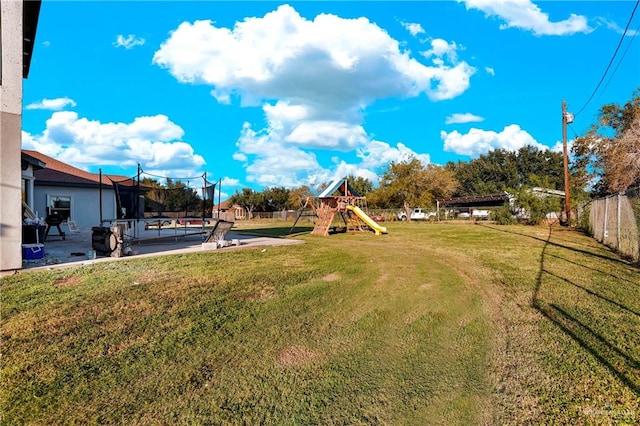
xmin=64 ymin=220 xmax=84 ymax=240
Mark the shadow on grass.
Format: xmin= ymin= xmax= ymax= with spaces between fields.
xmin=483 ymin=224 xmax=637 ymax=285
xmin=531 ymin=227 xmax=640 ymax=396
xmin=541 ymin=268 xmax=640 ymax=316
xmin=482 ymin=224 xmax=633 ymax=266
xmin=544 ymin=252 xmax=638 ymax=286
xmin=233 ymin=226 xmax=314 ymax=238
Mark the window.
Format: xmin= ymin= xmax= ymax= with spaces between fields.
xmin=47 ymin=195 xmax=72 ymax=221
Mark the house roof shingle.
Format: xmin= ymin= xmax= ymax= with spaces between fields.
xmin=21 ymin=152 xmax=46 ymax=170
xmin=23 ymin=150 xmax=138 ymax=188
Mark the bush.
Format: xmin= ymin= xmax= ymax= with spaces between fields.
xmin=517 ymin=188 xmax=561 ymax=226
xmin=493 ymin=203 xmax=516 ymax=225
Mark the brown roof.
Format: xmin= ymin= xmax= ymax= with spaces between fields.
xmin=23 ymin=150 xmax=137 ymax=187
xmin=21 ymin=152 xmax=46 ymax=170
xmin=437 ymin=193 xmax=511 ymax=207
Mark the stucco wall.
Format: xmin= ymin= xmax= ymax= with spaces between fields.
xmin=1 ymin=1 xmax=25 ymax=271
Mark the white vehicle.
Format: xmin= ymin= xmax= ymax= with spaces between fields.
xmin=398 ymin=208 xmax=437 ymax=221
xmin=471 ymin=209 xmax=490 ymax=219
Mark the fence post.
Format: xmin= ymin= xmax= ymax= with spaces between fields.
xmin=617 ymin=193 xmax=621 ymax=251
xmin=593 ymin=200 xmax=598 ymax=239
xmin=603 ymin=196 xmax=609 ymax=239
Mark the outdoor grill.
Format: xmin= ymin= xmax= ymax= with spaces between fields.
xmin=44 ymin=213 xmax=66 ymax=241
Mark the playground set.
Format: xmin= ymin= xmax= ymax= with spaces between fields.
xmin=290 ymin=179 xmax=387 ymax=236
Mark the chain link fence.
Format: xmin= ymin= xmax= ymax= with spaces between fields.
xmin=583 ymin=186 xmax=640 ymax=263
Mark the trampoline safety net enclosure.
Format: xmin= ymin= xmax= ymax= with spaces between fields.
xmin=91 ymin=219 xmax=235 ymax=258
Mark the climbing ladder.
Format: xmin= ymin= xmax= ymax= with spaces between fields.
xmin=311 ymin=205 xmax=337 ymax=236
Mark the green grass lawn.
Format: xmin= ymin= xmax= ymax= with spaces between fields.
xmin=1 ymin=222 xmax=638 ymax=424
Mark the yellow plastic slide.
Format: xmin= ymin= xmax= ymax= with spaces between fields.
xmin=347 ymin=205 xmax=388 ymax=235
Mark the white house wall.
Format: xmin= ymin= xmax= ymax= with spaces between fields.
xmin=33 ymin=186 xmax=117 ymax=231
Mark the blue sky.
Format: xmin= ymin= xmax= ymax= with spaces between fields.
xmin=22 ymin=1 xmax=640 ymax=198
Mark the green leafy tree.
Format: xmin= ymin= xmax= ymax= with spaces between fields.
xmin=163 ymin=179 xmax=200 ymax=213
xmin=142 ymin=177 xmax=166 ymax=214
xmin=492 ymin=203 xmax=516 ymax=225
xmin=288 ymin=185 xmax=314 ymax=209
xmin=447 ymin=149 xmax=519 ymax=196
xmin=369 ymin=158 xmax=457 ymax=218
xmin=447 ymin=145 xmax=567 ymax=197
xmin=370 ymin=157 xmax=428 ymax=213
xmin=228 ymin=188 xmax=264 ymax=218
xmin=516 ymin=187 xmax=562 ymax=226
xmin=263 ymin=187 xmax=290 ymax=211
xmin=515 ymin=145 xmax=564 ymax=190
xmin=345 ymin=174 xmax=374 ymax=196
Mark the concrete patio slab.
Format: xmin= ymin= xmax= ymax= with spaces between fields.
xmin=18 ymin=227 xmax=304 ymax=273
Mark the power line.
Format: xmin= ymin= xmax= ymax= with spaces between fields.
xmin=600 ymin=20 xmax=640 ymax=99
xmin=567 ymin=124 xmax=581 ymax=140
xmin=575 ymin=0 xmax=639 ymax=117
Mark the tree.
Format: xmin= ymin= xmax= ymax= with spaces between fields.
xmin=446 ymin=149 xmax=519 ymax=196
xmin=142 ymin=177 xmax=166 ymax=214
xmin=368 ymin=158 xmax=457 ymax=217
xmin=516 ymin=187 xmax=562 ymax=226
xmin=228 ymin=188 xmax=264 ymax=218
xmin=345 ymin=174 xmax=373 ymax=196
xmin=447 ymin=145 xmax=567 ymax=197
xmin=263 ymin=187 xmax=290 ymax=211
xmin=609 ymin=117 xmax=640 ymax=191
xmin=515 ymin=145 xmax=564 ymax=190
xmin=288 ymin=185 xmax=314 ymax=209
xmin=572 ymin=88 xmax=640 ymax=194
xmin=370 ymin=158 xmax=427 ymax=212
xmin=163 ymin=179 xmax=200 ymax=213
xmin=423 ymin=164 xmax=458 ymax=202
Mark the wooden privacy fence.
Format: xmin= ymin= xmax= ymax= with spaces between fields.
xmin=585 ymin=186 xmax=640 ymax=263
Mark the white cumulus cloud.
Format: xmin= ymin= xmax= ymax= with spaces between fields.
xmin=221 ymin=177 xmax=240 ymax=187
xmin=422 ymin=38 xmax=460 ymax=63
xmin=154 ymin=4 xmax=472 ymax=186
xmin=357 ymin=140 xmax=430 ymax=170
xmin=441 ymin=124 xmax=548 ymax=157
xmin=596 ymin=17 xmax=639 ymax=37
xmin=153 ymin=5 xmax=475 ymax=103
xmin=445 ymin=113 xmax=485 ymax=124
xmin=21 ymin=111 xmax=205 ymax=177
xmin=25 ymin=97 xmax=76 ymax=111
xmin=114 ymin=34 xmax=146 ymax=49
xmin=401 ymin=21 xmax=426 ymax=36
xmin=460 ymin=0 xmax=592 ymax=36
xmin=286 ymin=121 xmax=368 ymax=151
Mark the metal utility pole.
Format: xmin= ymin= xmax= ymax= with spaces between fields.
xmin=562 ymin=100 xmax=573 ymax=226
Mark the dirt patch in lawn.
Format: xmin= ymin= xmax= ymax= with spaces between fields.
xmin=277 ymin=345 xmax=321 ymax=368
xmin=322 ymin=272 xmax=341 ymax=282
xmin=53 ymin=276 xmax=83 ymax=288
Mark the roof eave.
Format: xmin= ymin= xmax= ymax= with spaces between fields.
xmin=23 ymin=0 xmax=42 ymax=78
